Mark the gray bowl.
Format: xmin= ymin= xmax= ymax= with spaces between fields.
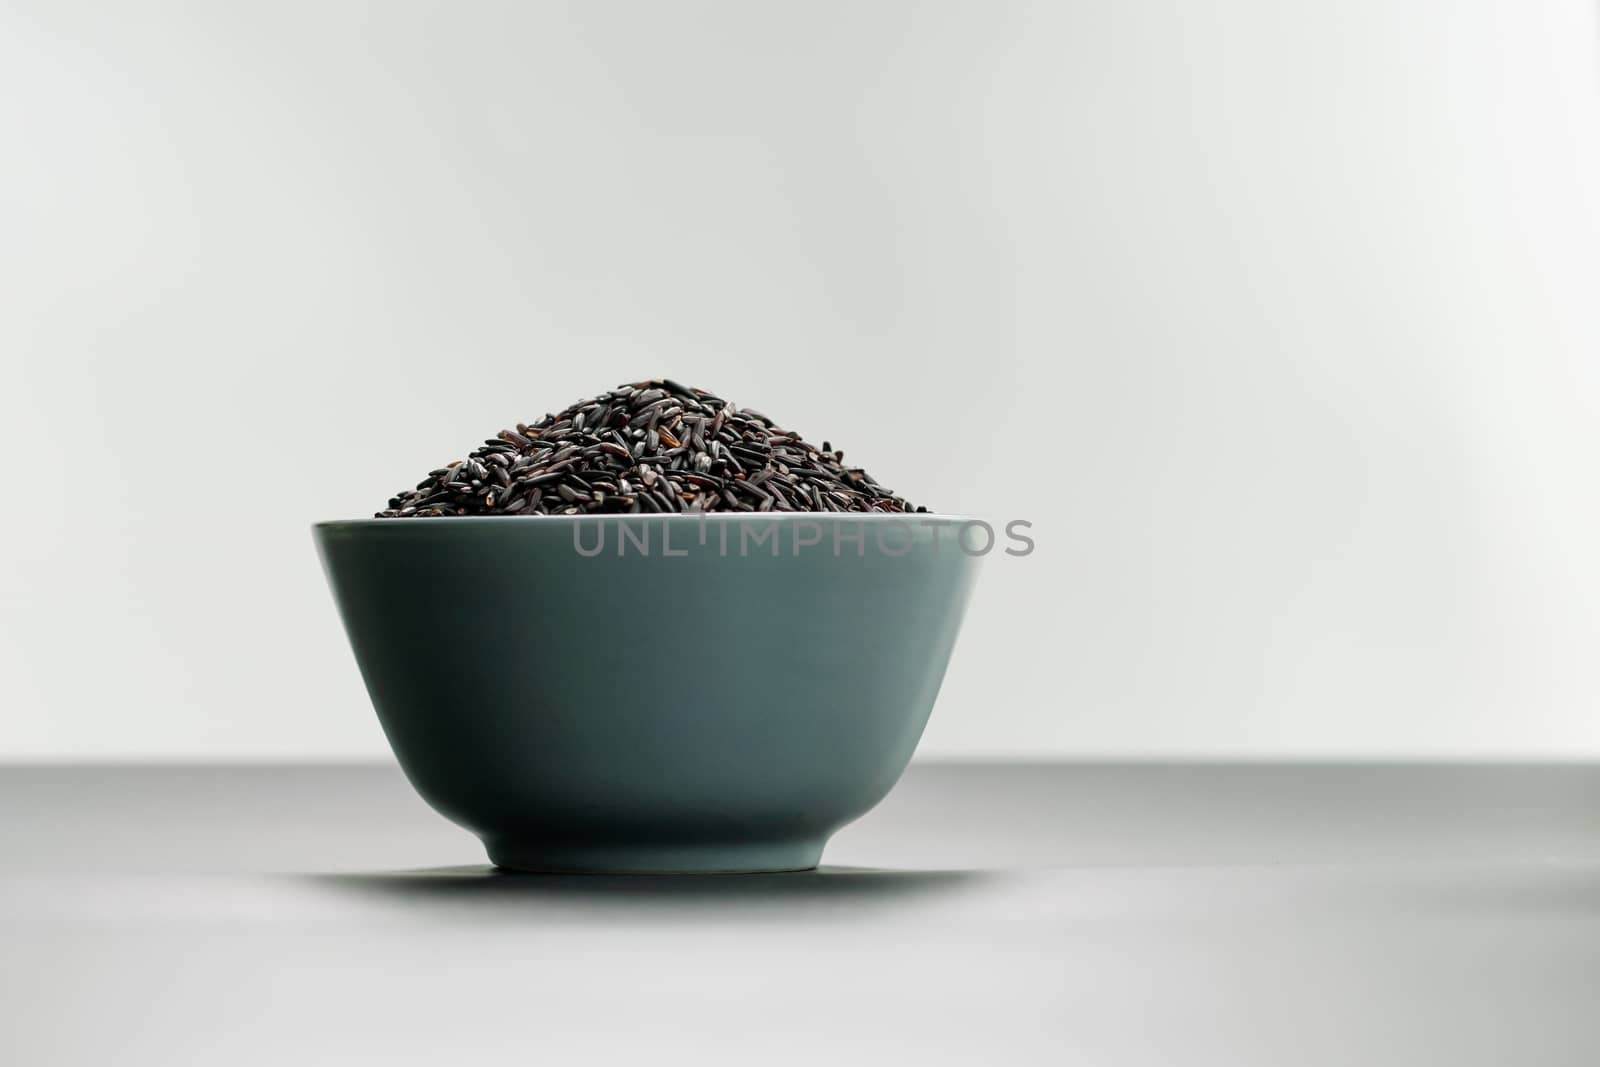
xmin=315 ymin=514 xmax=981 ymax=873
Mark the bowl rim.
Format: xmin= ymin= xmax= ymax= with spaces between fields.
xmin=315 ymin=512 xmax=985 ymax=531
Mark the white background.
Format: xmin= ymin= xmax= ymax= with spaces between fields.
xmin=2 ymin=0 xmax=1597 ymax=760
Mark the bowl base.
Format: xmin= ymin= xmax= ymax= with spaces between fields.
xmin=483 ymin=836 xmax=827 ymax=875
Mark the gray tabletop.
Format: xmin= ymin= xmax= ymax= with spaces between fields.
xmin=2 ymin=762 xmax=1597 ymax=1066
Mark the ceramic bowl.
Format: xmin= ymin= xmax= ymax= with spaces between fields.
xmin=315 ymin=514 xmax=981 ymax=873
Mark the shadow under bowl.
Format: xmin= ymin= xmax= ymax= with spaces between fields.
xmin=315 ymin=514 xmax=982 ymax=873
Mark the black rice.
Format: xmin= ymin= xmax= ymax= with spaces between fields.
xmin=376 ymin=380 xmax=927 ymax=517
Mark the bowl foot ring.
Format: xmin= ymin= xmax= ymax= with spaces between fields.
xmin=483 ymin=836 xmax=827 ymax=875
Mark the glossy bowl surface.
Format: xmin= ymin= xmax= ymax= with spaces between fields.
xmin=315 ymin=514 xmax=981 ymax=872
